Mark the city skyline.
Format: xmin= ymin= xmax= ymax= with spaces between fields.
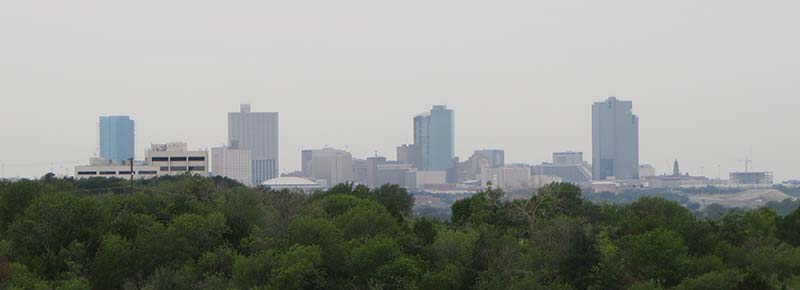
xmin=1 ymin=1 xmax=799 ymax=180
xmin=0 ymin=99 xmax=789 ymax=182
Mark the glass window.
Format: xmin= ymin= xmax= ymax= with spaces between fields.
xmin=151 ymin=157 xmax=169 ymax=162
xmin=188 ymin=156 xmax=205 ymax=161
xmin=170 ymin=157 xmax=188 ymax=161
xmin=77 ymin=171 xmax=97 ymax=175
xmin=118 ymin=171 xmax=132 ymax=175
xmin=138 ymin=171 xmax=157 ymax=175
xmin=170 ymin=167 xmax=188 ymax=172
xmin=188 ymin=166 xmax=205 ymax=171
xmin=159 ymin=167 xmax=169 ymax=172
xmin=99 ymin=171 xmax=116 ymax=175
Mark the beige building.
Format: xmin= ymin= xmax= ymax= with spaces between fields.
xmin=75 ymin=157 xmax=159 ymax=180
xmin=146 ymin=142 xmax=208 ymax=176
xmin=405 ymin=170 xmax=447 ymax=189
xmin=212 ymin=144 xmax=253 ymax=186
xmin=480 ymin=166 xmax=533 ymax=191
xmin=301 ymin=148 xmax=355 ymax=186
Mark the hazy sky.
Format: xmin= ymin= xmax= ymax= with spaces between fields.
xmin=1 ymin=0 xmax=799 ymax=180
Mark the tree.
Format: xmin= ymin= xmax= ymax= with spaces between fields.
xmin=350 ymin=236 xmax=402 ymax=281
xmin=371 ymin=184 xmax=415 ymax=219
xmin=779 ymin=206 xmax=800 ymax=246
xmin=620 ymin=229 xmax=689 ymax=287
xmin=92 ymin=234 xmax=134 ymax=289
xmin=335 ymin=203 xmax=397 ymax=240
xmin=288 ymin=218 xmax=345 ymax=271
xmin=272 ymin=245 xmax=326 ymax=290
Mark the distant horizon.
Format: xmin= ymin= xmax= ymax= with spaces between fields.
xmin=0 ymin=99 xmax=790 ymax=182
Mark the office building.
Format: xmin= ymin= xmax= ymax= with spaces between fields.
xmin=352 ymin=158 xmax=369 ymax=185
xmin=474 ymin=149 xmax=505 ymax=168
xmin=405 ymin=170 xmax=447 ymax=190
xmin=414 ymin=105 xmax=455 ymax=172
xmin=534 ymin=151 xmax=592 ymax=184
xmin=639 ymin=164 xmax=656 ymax=178
xmin=730 ymin=172 xmax=773 ymax=185
xmin=553 ymin=151 xmax=583 ymax=166
xmin=301 ymin=148 xmax=355 ymax=186
xmin=211 ymin=143 xmax=253 ymax=186
xmin=456 ymin=152 xmax=491 ymax=183
xmin=480 ymin=166 xmax=532 ymax=191
xmin=99 ymin=116 xmax=135 ymax=163
xmin=396 ymin=144 xmax=421 ymax=169
xmin=228 ymin=104 xmax=279 ymax=185
xmin=75 ymin=158 xmax=158 ymax=180
xmin=146 ymin=142 xmax=208 ymax=176
xmin=376 ymin=163 xmax=414 ymax=187
xmin=366 ymin=156 xmax=388 ymax=187
xmin=592 ymin=97 xmax=639 ymax=180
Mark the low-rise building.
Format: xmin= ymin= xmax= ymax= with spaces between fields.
xmin=405 ymin=170 xmax=447 ymax=190
xmin=260 ymin=176 xmax=325 ymax=192
xmin=146 ymin=142 xmax=208 ymax=176
xmin=480 ymin=166 xmax=532 ymax=191
xmin=74 ymin=158 xmax=159 ymax=180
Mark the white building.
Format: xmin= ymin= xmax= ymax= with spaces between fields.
xmin=146 ymin=142 xmax=208 ymax=176
xmin=212 ymin=144 xmax=253 ymax=186
xmin=530 ymin=175 xmax=563 ymax=188
xmin=75 ymin=158 xmax=159 ymax=180
xmin=639 ymin=164 xmax=656 ymax=178
xmin=261 ymin=176 xmax=325 ymax=192
xmin=480 ymin=166 xmax=533 ymax=191
xmin=301 ymin=148 xmax=355 ymax=186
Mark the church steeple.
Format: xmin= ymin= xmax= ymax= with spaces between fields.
xmin=673 ymin=160 xmax=680 ymax=176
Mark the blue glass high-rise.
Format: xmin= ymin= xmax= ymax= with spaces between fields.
xmin=99 ymin=116 xmax=135 ymax=163
xmin=414 ymin=105 xmax=455 ymax=171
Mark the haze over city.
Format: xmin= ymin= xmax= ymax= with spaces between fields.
xmin=1 ymin=0 xmax=799 ymax=180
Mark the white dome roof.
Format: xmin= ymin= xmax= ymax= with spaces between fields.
xmin=261 ymin=176 xmax=319 ymax=186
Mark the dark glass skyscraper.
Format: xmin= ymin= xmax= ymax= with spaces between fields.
xmin=592 ymin=97 xmax=639 ymax=180
xmin=414 ymin=105 xmax=455 ymax=171
xmin=99 ymin=115 xmax=135 ymax=163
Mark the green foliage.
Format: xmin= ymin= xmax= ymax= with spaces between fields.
xmin=620 ymin=228 xmax=689 ymax=286
xmin=1 ymin=177 xmax=800 ymax=290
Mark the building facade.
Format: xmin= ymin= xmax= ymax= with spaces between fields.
xmin=75 ymin=158 xmax=158 ymax=180
xmin=301 ymin=148 xmax=355 ymax=186
xmin=553 ymin=151 xmax=583 ymax=166
xmin=405 ymin=170 xmax=447 ymax=190
xmin=592 ymin=97 xmax=639 ymax=180
xmin=145 ymin=142 xmax=208 ymax=176
xmin=480 ymin=166 xmax=532 ymax=191
xmin=396 ymin=144 xmax=421 ymax=169
xmin=474 ymin=149 xmax=505 ymax=168
xmin=211 ymin=145 xmax=253 ymax=186
xmin=99 ymin=115 xmax=135 ymax=163
xmin=228 ymin=104 xmax=279 ymax=185
xmin=414 ymin=105 xmax=455 ymax=172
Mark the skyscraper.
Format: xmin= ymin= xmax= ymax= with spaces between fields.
xmin=228 ymin=104 xmax=279 ymax=185
xmin=413 ymin=105 xmax=455 ymax=171
xmin=592 ymin=97 xmax=639 ymax=180
xmin=99 ymin=115 xmax=135 ymax=163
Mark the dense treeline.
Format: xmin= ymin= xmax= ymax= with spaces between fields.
xmin=1 ymin=175 xmax=800 ymax=290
